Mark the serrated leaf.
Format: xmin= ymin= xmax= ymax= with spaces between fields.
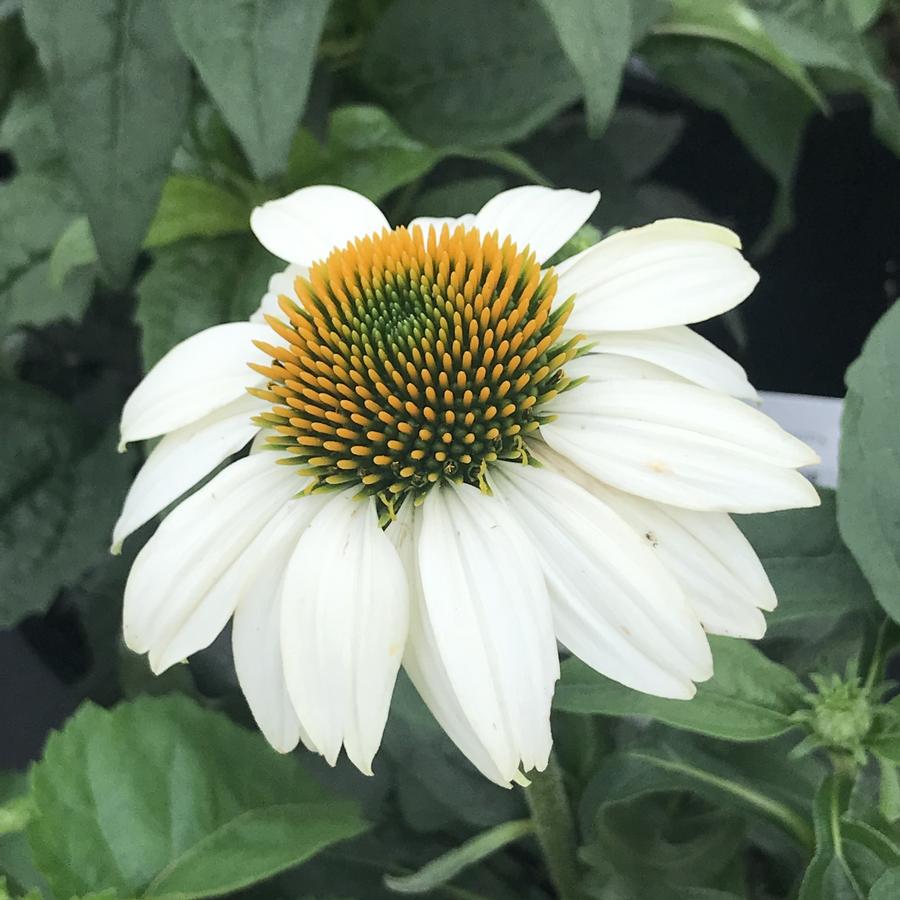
xmin=554 ymin=636 xmax=804 ymax=740
xmin=0 ymin=382 xmax=130 ymax=627
xmin=136 ymin=236 xmax=276 ymax=369
xmin=27 ymin=695 xmax=368 ymax=899
xmin=536 ymin=0 xmax=632 ymax=136
xmin=23 ymin=0 xmax=191 ymax=286
xmin=0 ymin=173 xmax=94 ymax=336
xmin=166 ymin=0 xmax=330 ymax=180
xmin=361 ymin=0 xmax=581 ymax=148
xmin=837 ymin=301 xmax=900 ymax=623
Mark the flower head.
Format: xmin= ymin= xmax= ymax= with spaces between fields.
xmin=116 ymin=184 xmax=820 ymax=785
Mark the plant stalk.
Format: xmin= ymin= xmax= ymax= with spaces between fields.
xmin=523 ymin=751 xmax=583 ymax=900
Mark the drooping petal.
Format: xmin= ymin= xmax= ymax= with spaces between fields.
xmin=543 ymin=380 xmax=820 ymax=512
xmin=231 ymin=495 xmax=329 ymax=753
xmin=585 ymin=482 xmax=774 ymax=639
xmin=407 ymin=214 xmax=476 ymax=235
xmin=250 ymin=263 xmax=309 ymax=324
xmin=119 ymin=322 xmax=272 ymax=447
xmin=123 ymin=453 xmax=300 ymax=664
xmin=250 ymin=185 xmax=390 ymax=266
xmin=491 ymin=461 xmax=710 ymax=698
xmin=414 ymin=482 xmax=559 ymax=779
xmin=388 ymin=502 xmax=518 ymax=787
xmin=112 ymin=394 xmax=264 ymax=552
xmin=280 ymin=493 xmax=409 ymax=774
xmin=558 ymin=219 xmax=759 ymax=331
xmin=576 ymin=325 xmax=757 ymax=400
xmin=474 ymin=186 xmax=599 ymax=264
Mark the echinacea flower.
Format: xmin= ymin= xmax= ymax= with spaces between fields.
xmin=115 ymin=184 xmax=819 ymax=786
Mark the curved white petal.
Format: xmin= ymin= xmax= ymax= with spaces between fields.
xmin=539 ymin=443 xmax=776 ymax=634
xmin=491 ymin=462 xmax=710 ymax=698
xmin=414 ymin=482 xmax=558 ymax=779
xmin=579 ymin=325 xmax=757 ymax=400
xmin=475 ymin=186 xmax=599 ymax=264
xmin=123 ymin=453 xmax=300 ymax=664
xmin=407 ymin=214 xmax=476 ymax=236
xmin=112 ymin=394 xmax=264 ymax=552
xmin=120 ymin=322 xmax=272 ymax=447
xmin=231 ymin=495 xmax=329 ymax=753
xmin=388 ymin=502 xmax=518 ymax=787
xmin=586 ymin=483 xmax=774 ymax=639
xmin=250 ymin=263 xmax=309 ymax=324
xmin=558 ymin=219 xmax=759 ymax=331
xmin=281 ymin=493 xmax=409 ymax=774
xmin=549 ymin=380 xmax=817 ymax=467
xmin=250 ymin=185 xmax=390 ymax=266
xmin=563 ymin=352 xmax=689 ymax=384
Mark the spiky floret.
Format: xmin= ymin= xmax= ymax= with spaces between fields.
xmin=249 ymin=223 xmax=582 ymax=509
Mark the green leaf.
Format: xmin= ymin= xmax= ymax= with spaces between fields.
xmin=0 ymin=382 xmax=130 ymax=627
xmin=27 ymin=695 xmax=368 ymax=899
xmin=383 ymin=819 xmax=533 ymax=894
xmin=50 ymin=175 xmax=253 ymax=288
xmin=871 ymin=868 xmax=900 ymax=900
xmin=286 ymin=105 xmax=445 ymax=203
xmin=580 ymin=737 xmax=817 ymax=849
xmin=136 ymin=236 xmax=275 ymax=369
xmin=651 ymin=0 xmax=825 ymax=109
xmin=23 ymin=0 xmax=191 ymax=286
xmin=641 ymin=38 xmax=813 ymax=252
xmin=361 ymin=0 xmax=581 ymax=147
xmin=798 ymin=775 xmax=900 ymax=900
xmin=0 ymin=775 xmax=47 ymax=899
xmin=738 ymin=489 xmax=876 ymax=633
xmin=0 ymin=61 xmax=61 ymax=172
xmin=554 ymin=636 xmax=804 ymax=740
xmin=846 ymin=0 xmax=888 ymax=32
xmin=166 ymin=0 xmax=330 ymax=180
xmin=536 ymin=0 xmax=632 ymax=136
xmin=747 ymin=0 xmax=900 ymax=158
xmin=0 ymin=172 xmax=94 ymax=335
xmin=837 ymin=301 xmax=900 ymax=623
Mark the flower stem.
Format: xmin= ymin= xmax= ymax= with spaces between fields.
xmin=523 ymin=752 xmax=583 ymax=900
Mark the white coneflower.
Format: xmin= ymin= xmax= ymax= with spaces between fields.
xmin=115 ymin=184 xmax=819 ymax=785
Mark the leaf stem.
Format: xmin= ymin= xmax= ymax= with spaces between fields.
xmin=523 ymin=751 xmax=584 ymax=900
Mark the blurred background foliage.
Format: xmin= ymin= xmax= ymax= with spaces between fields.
xmin=3 ymin=0 xmax=900 ymax=898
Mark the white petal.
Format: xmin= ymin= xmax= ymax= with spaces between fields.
xmin=558 ymin=218 xmax=759 ymax=331
xmin=585 ymin=482 xmax=774 ymax=639
xmin=407 ymin=214 xmax=476 ymax=235
xmin=120 ymin=322 xmax=272 ymax=446
xmin=414 ymin=483 xmax=558 ymax=778
xmin=539 ymin=440 xmax=776 ymax=635
xmin=579 ymin=325 xmax=757 ymax=400
xmin=563 ymin=352 xmax=689 ymax=384
xmin=231 ymin=495 xmax=329 ymax=753
xmin=250 ymin=263 xmax=309 ymax=324
xmin=549 ymin=379 xmax=818 ymax=466
xmin=112 ymin=394 xmax=264 ymax=551
xmin=281 ymin=493 xmax=409 ymax=774
xmin=388 ymin=502 xmax=517 ymax=787
xmin=123 ymin=453 xmax=300 ymax=662
xmin=250 ymin=185 xmax=389 ymax=266
xmin=475 ymin=186 xmax=599 ymax=264
xmin=491 ymin=461 xmax=710 ymax=697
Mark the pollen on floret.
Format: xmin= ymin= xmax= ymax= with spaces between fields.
xmin=249 ymin=222 xmax=582 ymax=513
